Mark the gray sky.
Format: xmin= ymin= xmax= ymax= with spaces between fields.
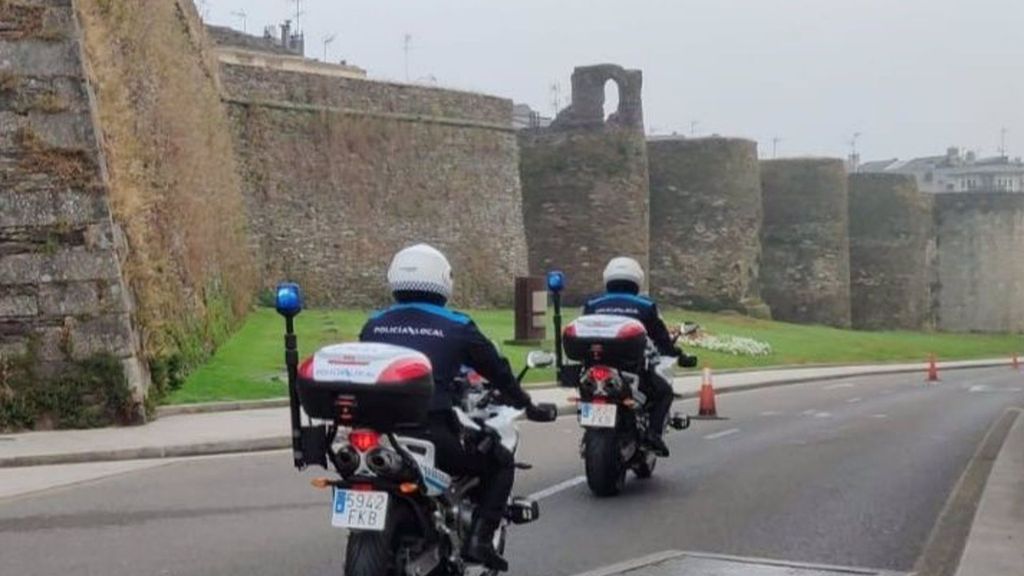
xmin=204 ymin=0 xmax=1023 ymax=161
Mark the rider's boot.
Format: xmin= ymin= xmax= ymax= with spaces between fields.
xmin=464 ymin=516 xmax=508 ymax=572
xmin=646 ymin=431 xmax=670 ymax=457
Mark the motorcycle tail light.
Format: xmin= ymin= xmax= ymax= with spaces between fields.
xmin=588 ymin=365 xmax=614 ymax=383
xmin=349 ymin=429 xmax=380 ymax=453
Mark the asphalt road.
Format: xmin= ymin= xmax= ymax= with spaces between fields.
xmin=1 ymin=367 xmax=1022 ymax=576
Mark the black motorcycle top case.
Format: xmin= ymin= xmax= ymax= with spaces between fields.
xmin=563 ymin=315 xmax=648 ymax=369
xmin=296 ymin=342 xmax=434 ymax=431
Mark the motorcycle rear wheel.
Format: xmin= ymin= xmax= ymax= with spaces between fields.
xmin=584 ymin=429 xmax=626 ymax=497
xmin=344 ymin=531 xmax=394 ymax=576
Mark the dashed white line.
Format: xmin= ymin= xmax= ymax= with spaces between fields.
xmin=528 ymin=475 xmax=586 ymax=501
xmin=813 ymin=411 xmax=832 ymax=419
xmin=823 ymin=382 xmax=856 ymax=390
xmin=846 ymin=397 xmax=863 ymax=403
xmin=760 ymin=410 xmax=782 ymax=416
xmin=871 ymin=414 xmax=888 ymax=419
xmin=704 ymin=428 xmax=741 ymax=440
xmin=801 ymin=409 xmax=817 ymax=416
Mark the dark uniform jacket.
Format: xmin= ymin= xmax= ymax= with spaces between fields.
xmin=582 ymin=292 xmax=679 ymax=357
xmin=360 ymin=302 xmax=530 ymax=412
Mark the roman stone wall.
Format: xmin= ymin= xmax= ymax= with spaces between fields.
xmin=647 ymin=137 xmax=764 ymax=314
xmin=932 ymin=193 xmax=1024 ymax=332
xmin=518 ymin=64 xmax=650 ymax=304
xmin=221 ymin=64 xmax=528 ymax=307
xmin=0 ymin=0 xmax=146 ymax=398
xmin=760 ymin=158 xmax=851 ymax=327
xmin=848 ymin=173 xmax=932 ymax=330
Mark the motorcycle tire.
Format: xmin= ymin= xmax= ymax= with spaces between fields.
xmin=344 ymin=531 xmax=394 ymax=576
xmin=634 ymin=451 xmax=657 ymax=479
xmin=584 ymin=429 xmax=626 ymax=497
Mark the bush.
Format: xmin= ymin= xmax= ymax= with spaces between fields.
xmin=0 ymin=352 xmax=138 ymax=431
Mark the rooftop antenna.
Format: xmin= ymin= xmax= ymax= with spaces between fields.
xmin=323 ymin=33 xmax=337 ymax=62
xmin=291 ymin=0 xmax=304 ymax=32
xmin=690 ymin=120 xmax=699 ymax=137
xmin=771 ymin=136 xmax=782 ymax=159
xmin=403 ymin=34 xmax=413 ymax=82
xmin=231 ymin=10 xmax=247 ymax=33
xmin=999 ymin=127 xmax=1008 ymax=157
xmin=550 ymin=82 xmax=562 ymax=116
xmin=849 ymin=131 xmax=862 ymax=156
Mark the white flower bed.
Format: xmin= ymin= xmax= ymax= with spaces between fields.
xmin=682 ymin=331 xmax=773 ymax=357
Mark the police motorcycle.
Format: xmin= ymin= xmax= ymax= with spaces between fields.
xmin=544 ymin=272 xmax=697 ymax=497
xmin=273 ymin=283 xmax=558 ymax=576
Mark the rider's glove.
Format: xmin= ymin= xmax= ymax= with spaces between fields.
xmin=526 ymin=403 xmax=558 ymax=422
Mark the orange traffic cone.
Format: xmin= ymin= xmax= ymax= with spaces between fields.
xmin=1012 ymin=353 xmax=1020 ymax=371
xmin=926 ymin=354 xmax=940 ymax=382
xmin=697 ymin=367 xmax=718 ymax=417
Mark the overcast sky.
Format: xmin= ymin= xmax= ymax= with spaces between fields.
xmin=203 ymin=0 xmax=1023 ymax=161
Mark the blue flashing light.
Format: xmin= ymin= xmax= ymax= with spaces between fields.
xmin=546 ymin=271 xmax=565 ymax=293
xmin=275 ymin=282 xmax=303 ymax=318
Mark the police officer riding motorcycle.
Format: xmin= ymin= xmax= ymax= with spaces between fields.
xmin=359 ymin=244 xmax=557 ymax=572
xmin=581 ymin=257 xmax=697 ymax=457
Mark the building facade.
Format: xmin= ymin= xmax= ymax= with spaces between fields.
xmin=860 ymin=148 xmax=1024 ymax=193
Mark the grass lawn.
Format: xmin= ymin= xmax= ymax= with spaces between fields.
xmin=165 ymin=307 xmax=1023 ymax=405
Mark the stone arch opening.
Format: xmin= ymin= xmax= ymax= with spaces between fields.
xmin=603 ymin=78 xmax=621 ymax=123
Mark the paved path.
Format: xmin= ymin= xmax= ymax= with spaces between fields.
xmin=0 ymin=366 xmax=1021 ymax=576
xmin=0 ymin=359 xmax=1011 ymax=467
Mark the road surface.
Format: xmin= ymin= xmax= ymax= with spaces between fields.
xmin=1 ymin=367 xmax=1021 ymax=576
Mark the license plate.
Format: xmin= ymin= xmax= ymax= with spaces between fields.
xmin=332 ymin=489 xmax=389 ymax=531
xmin=579 ymin=402 xmax=617 ymax=428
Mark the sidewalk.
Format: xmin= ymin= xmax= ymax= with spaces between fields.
xmin=0 ymin=358 xmax=1010 ymax=468
xmin=954 ymin=408 xmax=1024 ymax=576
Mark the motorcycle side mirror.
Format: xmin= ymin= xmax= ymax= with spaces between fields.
xmin=275 ymin=282 xmax=303 ymax=319
xmin=526 ymin=350 xmax=556 ymax=369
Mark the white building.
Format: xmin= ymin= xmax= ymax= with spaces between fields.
xmin=859 ymin=148 xmax=1024 ymax=193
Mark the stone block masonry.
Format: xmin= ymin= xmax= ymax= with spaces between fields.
xmin=221 ymin=64 xmax=528 ymax=307
xmin=519 ymin=64 xmax=650 ymax=305
xmin=0 ymin=0 xmax=146 ymax=389
xmin=848 ymin=173 xmax=932 ymax=330
xmin=648 ymin=137 xmax=765 ymax=314
xmin=932 ymin=193 xmax=1024 ymax=332
xmin=760 ymin=158 xmax=851 ymax=328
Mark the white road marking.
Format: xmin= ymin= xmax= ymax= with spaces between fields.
xmin=823 ymin=382 xmax=856 ymax=390
xmin=871 ymin=414 xmax=888 ymax=419
xmin=704 ymin=428 xmax=740 ymax=440
xmin=846 ymin=397 xmax=863 ymax=403
xmin=760 ymin=410 xmax=782 ymax=416
xmin=813 ymin=411 xmax=832 ymax=418
xmin=528 ymin=475 xmax=586 ymax=501
xmin=801 ymin=409 xmax=817 ymax=416
xmin=969 ymin=385 xmax=990 ymax=393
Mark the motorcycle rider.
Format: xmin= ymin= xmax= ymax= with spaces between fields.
xmin=582 ymin=256 xmax=691 ymax=457
xmin=359 ymin=243 xmax=551 ymax=572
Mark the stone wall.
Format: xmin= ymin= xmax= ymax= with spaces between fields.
xmin=932 ymin=193 xmax=1024 ymax=333
xmin=222 ymin=64 xmax=528 ymax=307
xmin=518 ymin=64 xmax=650 ymax=304
xmin=0 ymin=0 xmax=146 ymax=401
xmin=848 ymin=174 xmax=932 ymax=330
xmin=75 ymin=0 xmax=256 ymax=378
xmin=760 ymin=158 xmax=851 ymax=327
xmin=647 ymin=137 xmax=764 ymax=314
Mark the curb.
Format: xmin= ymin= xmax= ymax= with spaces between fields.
xmin=0 ymin=437 xmax=291 ymax=468
xmin=154 ymin=359 xmax=1013 ymax=417
xmin=5 ymin=360 xmax=1011 ymax=468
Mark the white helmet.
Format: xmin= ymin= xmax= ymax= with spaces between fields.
xmin=603 ymin=256 xmax=645 ymax=289
xmin=387 ymin=243 xmax=453 ymax=300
